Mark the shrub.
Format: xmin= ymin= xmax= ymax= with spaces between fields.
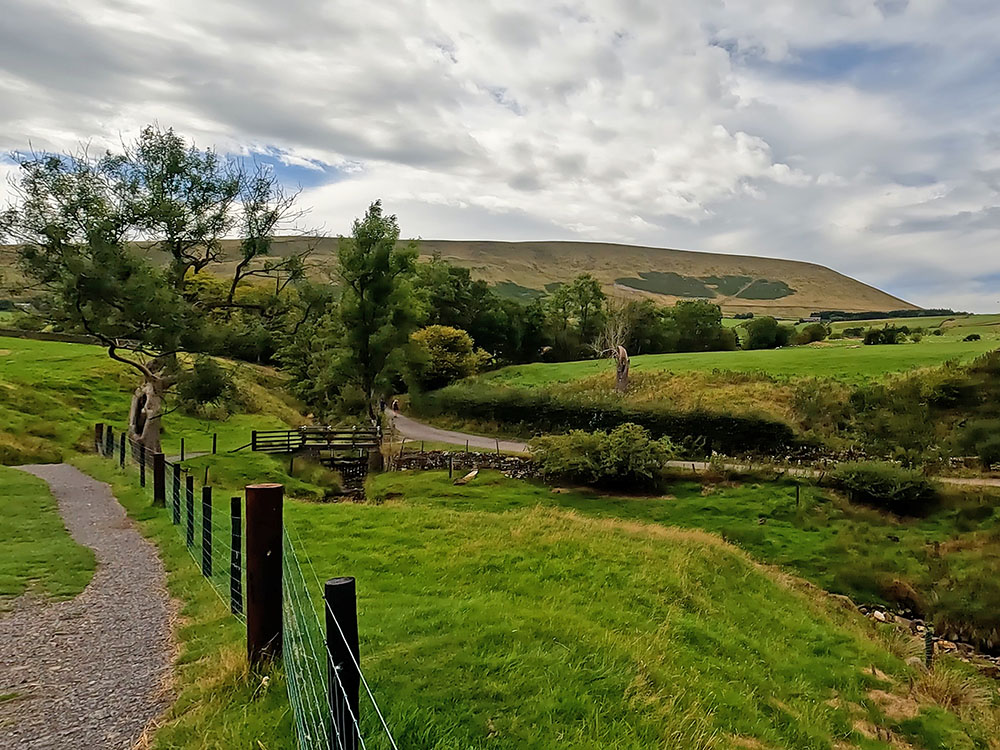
xmin=413 ymin=384 xmax=801 ymax=455
xmin=177 ymin=357 xmax=234 ymax=407
xmin=830 ymin=461 xmax=938 ymax=515
xmin=743 ymin=316 xmax=795 ymax=350
xmin=932 ymin=328 xmax=944 ymax=336
xmin=964 ymin=333 xmax=982 ymax=342
xmin=864 ymin=326 xmax=907 ymax=345
xmin=959 ymin=419 xmax=1000 ymax=468
xmin=406 ymin=325 xmax=488 ymax=391
xmin=530 ymin=423 xmax=677 ymax=490
xmin=828 ymin=332 xmax=843 ymax=340
xmin=794 ymin=322 xmax=829 ymax=345
xmin=842 ymin=327 xmax=864 ymax=338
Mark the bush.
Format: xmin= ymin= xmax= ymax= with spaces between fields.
xmin=406 ymin=325 xmax=488 ymax=391
xmin=530 ymin=423 xmax=677 ymax=490
xmin=794 ymin=322 xmax=829 ymax=345
xmin=413 ymin=384 xmax=801 ymax=456
xmin=964 ymin=333 xmax=982 ymax=342
xmin=842 ymin=327 xmax=864 ymax=338
xmin=743 ymin=316 xmax=795 ymax=350
xmin=932 ymin=328 xmax=944 ymax=336
xmin=959 ymin=419 xmax=1000 ymax=468
xmin=830 ymin=461 xmax=938 ymax=515
xmin=177 ymin=357 xmax=234 ymax=407
xmin=864 ymin=326 xmax=907 ymax=345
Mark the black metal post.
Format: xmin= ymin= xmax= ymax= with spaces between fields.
xmin=94 ymin=423 xmax=104 ymax=454
xmin=449 ymin=453 xmax=454 ymax=479
xmin=119 ymin=433 xmax=126 ymax=469
xmin=202 ymin=486 xmax=213 ymax=577
xmin=325 ymin=577 xmax=361 ymax=750
xmin=212 ymin=432 xmax=218 ymax=454
xmin=172 ymin=464 xmax=181 ymax=524
xmin=139 ymin=444 xmax=146 ymax=487
xmin=186 ymin=475 xmax=195 ymax=547
xmin=180 ymin=437 xmax=185 ymax=462
xmin=246 ymin=483 xmax=283 ymax=665
xmin=105 ymin=425 xmax=113 ymax=458
xmin=230 ymin=496 xmax=243 ymax=616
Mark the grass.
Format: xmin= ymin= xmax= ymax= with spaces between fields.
xmin=294 ymin=469 xmax=999 ymax=749
xmin=0 ymin=465 xmax=95 ymax=601
xmin=0 ymin=336 xmax=298 ymax=465
xmin=480 ymin=337 xmax=999 ymax=387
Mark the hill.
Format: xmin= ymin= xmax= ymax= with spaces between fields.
xmin=15 ymin=236 xmax=910 ymax=317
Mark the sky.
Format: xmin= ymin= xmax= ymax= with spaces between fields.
xmin=1 ymin=0 xmax=998 ymax=310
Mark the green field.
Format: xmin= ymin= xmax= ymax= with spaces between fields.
xmin=0 ymin=465 xmax=95 ymax=601
xmin=481 ymin=337 xmax=998 ymax=387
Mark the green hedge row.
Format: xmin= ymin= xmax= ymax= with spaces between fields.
xmin=413 ymin=385 xmax=801 ymax=456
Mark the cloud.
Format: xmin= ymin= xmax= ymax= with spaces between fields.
xmin=0 ymin=0 xmax=998 ymax=309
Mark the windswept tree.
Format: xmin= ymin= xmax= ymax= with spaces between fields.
xmin=1 ymin=127 xmax=309 ymax=450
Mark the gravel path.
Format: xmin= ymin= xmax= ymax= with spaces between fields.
xmin=0 ymin=464 xmax=172 ymax=750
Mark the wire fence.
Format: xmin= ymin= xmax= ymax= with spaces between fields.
xmin=97 ymin=425 xmax=398 ymax=750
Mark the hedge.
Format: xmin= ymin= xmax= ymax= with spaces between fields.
xmin=413 ymin=384 xmax=801 ymax=456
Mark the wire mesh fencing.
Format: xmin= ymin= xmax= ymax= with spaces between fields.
xmin=96 ymin=424 xmax=398 ymax=750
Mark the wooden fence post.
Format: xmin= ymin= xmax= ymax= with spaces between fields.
xmin=230 ymin=497 xmax=243 ymax=616
xmin=119 ymin=433 xmax=126 ymax=469
xmin=325 ymin=577 xmax=360 ymax=750
xmin=105 ymin=425 xmax=113 ymax=458
xmin=152 ymin=452 xmax=166 ymax=506
xmin=251 ymin=430 xmax=258 ymax=451
xmin=186 ymin=475 xmax=195 ymax=548
xmin=95 ymin=423 xmax=104 ymax=454
xmin=246 ymin=483 xmax=283 ymax=665
xmin=172 ymin=464 xmax=181 ymax=524
xmin=202 ymin=486 xmax=213 ymax=578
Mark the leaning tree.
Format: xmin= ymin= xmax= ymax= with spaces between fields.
xmin=1 ymin=127 xmax=309 ymax=451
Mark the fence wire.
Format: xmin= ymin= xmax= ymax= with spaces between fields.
xmin=100 ymin=428 xmax=397 ymax=750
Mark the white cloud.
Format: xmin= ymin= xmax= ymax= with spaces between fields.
xmin=1 ymin=0 xmax=999 ymax=308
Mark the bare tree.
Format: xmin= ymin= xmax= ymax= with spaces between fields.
xmin=594 ymin=297 xmax=631 ymax=393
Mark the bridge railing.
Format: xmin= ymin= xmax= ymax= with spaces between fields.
xmin=252 ymin=427 xmax=380 ymax=454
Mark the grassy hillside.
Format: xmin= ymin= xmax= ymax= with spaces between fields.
xmin=3 ymin=237 xmax=916 ymax=317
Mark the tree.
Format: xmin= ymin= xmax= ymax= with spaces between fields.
xmin=743 ymin=316 xmax=795 ymax=350
xmin=406 ymin=325 xmax=487 ymax=391
xmin=670 ymin=300 xmax=736 ymax=352
xmin=567 ymin=274 xmax=606 ymax=344
xmin=794 ymin=322 xmax=829 ymax=345
xmin=594 ymin=298 xmax=631 ymax=392
xmin=1 ymin=129 xmax=307 ymax=450
xmin=334 ymin=201 xmax=418 ymax=416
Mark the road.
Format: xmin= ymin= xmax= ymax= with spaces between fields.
xmin=390 ymin=413 xmax=1000 ymax=488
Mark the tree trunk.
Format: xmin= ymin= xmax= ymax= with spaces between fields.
xmin=128 ymin=374 xmax=166 ymax=452
xmin=615 ymin=346 xmax=630 ymax=393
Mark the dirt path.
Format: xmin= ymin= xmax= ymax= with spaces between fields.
xmin=391 ymin=412 xmax=529 ymax=453
xmin=391 ymin=414 xmax=1000 ymax=489
xmin=0 ymin=464 xmax=172 ymax=750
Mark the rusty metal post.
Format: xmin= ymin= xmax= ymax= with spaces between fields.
xmin=246 ymin=483 xmax=283 ymax=665
xmin=152 ymin=452 xmax=166 ymax=506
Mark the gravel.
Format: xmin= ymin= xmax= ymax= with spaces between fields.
xmin=0 ymin=464 xmax=172 ymax=750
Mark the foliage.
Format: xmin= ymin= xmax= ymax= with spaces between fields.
xmin=794 ymin=322 xmax=829 ymax=345
xmin=530 ymin=423 xmax=677 ymax=489
xmin=414 ymin=382 xmax=800 ymax=455
xmin=177 ymin=357 xmax=234 ymax=408
xmin=405 ymin=325 xmax=487 ymax=391
xmin=964 ymin=333 xmax=982 ymax=342
xmin=830 ymin=461 xmax=939 ymax=515
xmin=670 ymin=299 xmax=737 ymax=352
xmin=959 ymin=419 xmax=1000 ymax=468
xmin=742 ymin=316 xmax=794 ymax=350
xmin=864 ymin=326 xmax=908 ymax=345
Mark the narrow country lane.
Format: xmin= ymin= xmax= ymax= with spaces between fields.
xmin=0 ymin=464 xmax=172 ymax=750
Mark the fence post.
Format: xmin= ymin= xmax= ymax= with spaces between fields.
xmin=119 ymin=433 xmax=126 ymax=469
xmin=180 ymin=437 xmax=185 ymax=462
xmin=152 ymin=452 xmax=166 ymax=506
xmin=202 ymin=486 xmax=213 ymax=578
xmin=252 ymin=430 xmax=258 ymax=451
xmin=213 ymin=432 xmax=218 ymax=454
xmin=139 ymin=445 xmax=147 ymax=487
xmin=246 ymin=483 xmax=283 ymax=665
xmin=230 ymin=497 xmax=243 ymax=616
xmin=186 ymin=475 xmax=195 ymax=548
xmin=172 ymin=464 xmax=181 ymax=524
xmin=95 ymin=423 xmax=104 ymax=454
xmin=449 ymin=453 xmax=454 ymax=479
xmin=925 ymin=625 xmax=934 ymax=670
xmin=105 ymin=425 xmax=114 ymax=458
xmin=325 ymin=577 xmax=361 ymax=750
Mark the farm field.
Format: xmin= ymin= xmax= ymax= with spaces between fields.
xmin=481 ymin=336 xmax=998 ymax=388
